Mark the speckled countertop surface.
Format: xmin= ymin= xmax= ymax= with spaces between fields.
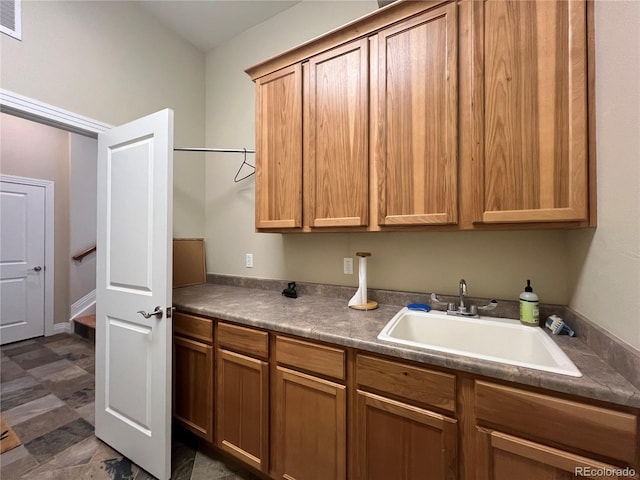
xmin=173 ymin=283 xmax=640 ymax=409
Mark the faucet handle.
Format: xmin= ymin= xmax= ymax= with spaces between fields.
xmin=430 ymin=293 xmax=449 ymax=307
xmin=478 ymin=299 xmax=498 ymax=311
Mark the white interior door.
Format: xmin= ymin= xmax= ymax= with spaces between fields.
xmin=95 ymin=109 xmax=174 ymax=480
xmin=0 ymin=180 xmax=46 ymax=344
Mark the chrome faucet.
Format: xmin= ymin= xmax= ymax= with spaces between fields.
xmin=430 ymin=279 xmax=498 ymax=318
xmin=458 ymin=279 xmax=467 ymax=312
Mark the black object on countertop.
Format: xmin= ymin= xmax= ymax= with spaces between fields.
xmin=282 ymin=281 xmax=297 ymax=298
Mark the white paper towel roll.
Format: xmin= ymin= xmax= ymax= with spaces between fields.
xmin=348 ymin=256 xmax=368 ymax=306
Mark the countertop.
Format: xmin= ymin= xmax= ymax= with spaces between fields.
xmin=173 ymin=283 xmax=640 ymax=408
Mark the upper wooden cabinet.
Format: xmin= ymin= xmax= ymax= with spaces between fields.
xmin=247 ymin=0 xmax=594 ymax=232
xmin=374 ymin=2 xmax=458 ymax=226
xmin=460 ymin=0 xmax=590 ymax=226
xmin=305 ymin=39 xmax=369 ymax=228
xmin=255 ymin=64 xmax=302 ymax=229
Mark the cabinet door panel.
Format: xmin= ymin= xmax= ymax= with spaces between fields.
xmin=480 ymin=0 xmax=587 ymax=223
xmin=376 ymin=3 xmax=458 ymax=226
xmin=255 ymin=64 xmax=302 ymax=229
xmin=305 ymin=38 xmax=369 ymax=227
xmin=216 ymin=349 xmax=268 ymax=472
xmin=274 ymin=366 xmax=346 ymax=480
xmin=477 ymin=428 xmax=629 ymax=480
xmin=356 ymin=390 xmax=457 ymax=480
xmin=173 ymin=336 xmax=213 ymax=442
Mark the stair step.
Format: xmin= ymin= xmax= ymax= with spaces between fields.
xmin=74 ymin=314 xmax=96 ymax=329
xmin=73 ymin=314 xmax=95 ymax=343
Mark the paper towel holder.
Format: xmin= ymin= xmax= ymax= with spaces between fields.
xmin=348 ymin=252 xmax=379 ymax=311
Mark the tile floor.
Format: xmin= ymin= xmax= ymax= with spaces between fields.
xmin=0 ymin=334 xmax=261 ymax=480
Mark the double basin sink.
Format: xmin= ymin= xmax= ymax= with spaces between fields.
xmin=378 ymin=308 xmax=581 ymax=377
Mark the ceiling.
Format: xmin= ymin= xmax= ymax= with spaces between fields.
xmin=136 ymin=1 xmax=301 ymax=52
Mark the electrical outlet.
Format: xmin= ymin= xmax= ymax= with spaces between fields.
xmin=245 ymin=253 xmax=254 ymax=268
xmin=343 ymin=257 xmax=353 ymax=275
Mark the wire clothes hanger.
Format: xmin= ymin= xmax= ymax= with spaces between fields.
xmin=234 ymin=148 xmax=255 ymax=183
xmin=174 ymin=147 xmax=255 ymax=182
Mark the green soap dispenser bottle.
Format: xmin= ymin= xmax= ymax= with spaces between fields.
xmin=519 ymin=280 xmax=539 ymax=326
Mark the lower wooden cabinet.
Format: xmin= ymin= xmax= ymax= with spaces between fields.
xmin=274 ymin=366 xmax=346 ymax=480
xmin=356 ymin=390 xmax=457 ymax=480
xmin=473 ymin=380 xmax=639 ymax=480
xmin=476 ymin=428 xmax=632 ymax=480
xmin=355 ymin=355 xmax=458 ymax=480
xmin=216 ymin=322 xmax=270 ymax=473
xmin=172 ymin=313 xmax=638 ymax=480
xmin=173 ymin=335 xmax=214 ymax=442
xmin=474 ymin=380 xmax=639 ymax=470
xmin=216 ymin=349 xmax=269 ymax=471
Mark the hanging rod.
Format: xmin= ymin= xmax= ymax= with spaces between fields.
xmin=174 ymin=147 xmax=256 ymax=182
xmin=174 ymin=147 xmax=255 ymax=153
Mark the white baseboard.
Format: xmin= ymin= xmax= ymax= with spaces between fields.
xmin=52 ymin=322 xmax=70 ymax=334
xmin=70 ymin=289 xmax=96 ymax=320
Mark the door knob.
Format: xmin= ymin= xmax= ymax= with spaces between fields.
xmin=137 ymin=306 xmax=163 ymax=319
xmin=32 ymin=266 xmax=42 ymax=272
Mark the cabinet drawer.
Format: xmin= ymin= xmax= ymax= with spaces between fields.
xmin=173 ymin=312 xmax=213 ymax=344
xmin=475 ymin=380 xmax=638 ymax=466
xmin=356 ymin=355 xmax=456 ymax=414
xmin=275 ymin=336 xmax=345 ymax=381
xmin=217 ymin=322 xmax=269 ymax=360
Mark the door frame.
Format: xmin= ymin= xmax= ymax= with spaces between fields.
xmin=1 ymin=89 xmax=112 ymax=136
xmin=1 ymin=88 xmax=112 ymax=336
xmin=1 ymin=174 xmax=56 ymax=336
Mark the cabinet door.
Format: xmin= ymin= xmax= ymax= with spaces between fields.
xmin=173 ymin=336 xmax=213 ymax=442
xmin=356 ymin=390 xmax=457 ymax=480
xmin=216 ymin=349 xmax=268 ymax=472
xmin=470 ymin=0 xmax=588 ymax=224
xmin=374 ymin=2 xmax=458 ymax=226
xmin=305 ymin=38 xmax=369 ymax=228
xmin=274 ymin=366 xmax=346 ymax=480
xmin=476 ymin=428 xmax=629 ymax=480
xmin=255 ymin=64 xmax=303 ymax=229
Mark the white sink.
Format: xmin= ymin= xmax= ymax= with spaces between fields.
xmin=378 ymin=308 xmax=581 ymax=377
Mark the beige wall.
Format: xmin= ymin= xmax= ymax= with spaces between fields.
xmin=567 ymin=2 xmax=640 ymax=350
xmin=205 ymin=1 xmax=640 ymax=350
xmin=69 ymin=133 xmax=97 ymax=305
xmin=0 ymin=0 xmax=206 ymax=237
xmin=0 ymin=113 xmax=71 ymax=324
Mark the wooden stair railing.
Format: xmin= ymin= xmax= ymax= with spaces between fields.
xmin=72 ymin=245 xmax=96 ymax=262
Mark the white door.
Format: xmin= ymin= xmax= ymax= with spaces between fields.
xmin=95 ymin=109 xmax=174 ymax=480
xmin=0 ymin=180 xmax=46 ymax=344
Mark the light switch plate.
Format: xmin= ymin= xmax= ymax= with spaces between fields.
xmin=344 ymin=257 xmax=353 ymax=275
